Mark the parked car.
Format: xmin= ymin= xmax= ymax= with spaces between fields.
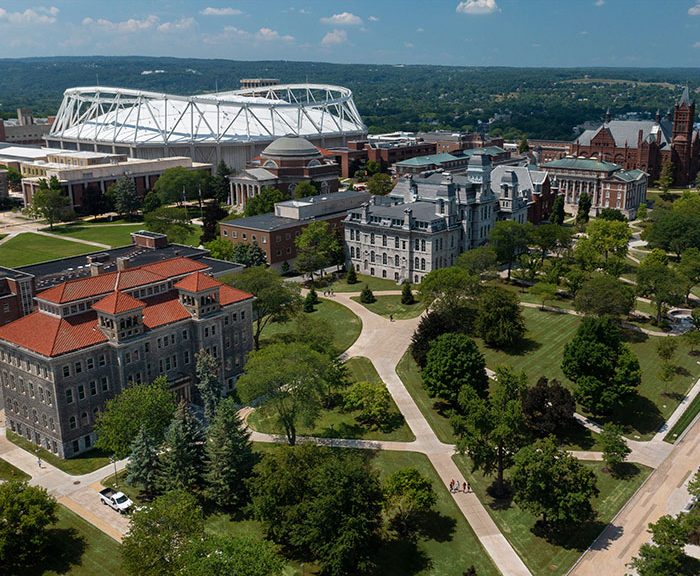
xmin=99 ymin=487 xmax=133 ymax=514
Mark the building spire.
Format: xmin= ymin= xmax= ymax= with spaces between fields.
xmin=679 ymin=85 xmax=692 ymax=106
xmin=605 ymin=107 xmax=611 ymax=123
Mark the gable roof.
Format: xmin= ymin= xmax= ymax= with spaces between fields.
xmin=543 ymin=157 xmax=620 ymax=172
xmin=575 ymin=119 xmax=672 ymax=149
xmin=92 ymin=291 xmax=144 ymax=315
xmin=36 ymin=257 xmax=209 ymax=305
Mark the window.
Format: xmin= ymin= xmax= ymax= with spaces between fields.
xmin=184 ymin=350 xmax=190 ymax=365
xmin=65 ymin=389 xmax=74 ymax=404
xmin=241 ymin=311 xmax=245 ymax=320
xmin=414 ymin=238 xmax=420 ymax=251
xmin=72 ymin=440 xmax=79 ymax=453
xmin=204 ymin=327 xmax=209 ymax=338
xmin=421 ymin=239 xmax=426 ymax=251
xmin=81 ymin=412 xmax=89 ymax=426
xmin=89 ymin=381 xmax=97 ymax=396
xmin=394 ymin=255 xmax=400 ymax=267
xmin=370 ymin=233 xmax=375 ymax=244
xmin=382 ymin=270 xmax=387 ymax=278
xmin=125 ymin=352 xmax=131 ymax=364
xmin=395 ymin=236 xmax=400 ymax=248
xmin=171 ymin=334 xmax=175 ymax=345
xmin=101 ymin=377 xmax=109 ymax=392
xmin=370 ymin=251 xmax=375 ymax=263
xmin=182 ymin=329 xmax=189 ymax=340
xmin=78 ymin=385 xmax=85 ymax=400
xmin=98 ymin=355 xmax=106 ymax=367
xmin=74 ymin=361 xmax=82 ymax=374
xmin=62 ymin=365 xmax=70 ymax=378
xmin=86 ymin=358 xmax=94 ymax=370
xmin=421 ymin=258 xmax=426 ymax=271
xmin=382 ymin=234 xmax=387 ymax=247
xmin=69 ymin=416 xmax=77 ymax=430
xmin=382 ymin=253 xmax=388 ymax=265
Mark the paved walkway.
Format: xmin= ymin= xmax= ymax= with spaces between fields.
xmin=0 ymin=211 xmax=111 ymax=249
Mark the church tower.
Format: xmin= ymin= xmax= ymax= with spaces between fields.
xmin=672 ymin=86 xmax=695 ymax=185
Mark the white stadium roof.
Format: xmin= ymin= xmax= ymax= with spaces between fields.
xmin=49 ymin=84 xmax=366 ymax=146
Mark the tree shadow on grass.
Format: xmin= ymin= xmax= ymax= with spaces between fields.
xmin=24 ymin=527 xmax=87 ymax=576
xmin=532 ymin=519 xmax=609 ymax=551
xmin=496 ymin=336 xmax=542 ymax=357
xmin=414 ymin=509 xmax=457 ymax=543
xmin=557 ymin=421 xmax=597 ymax=450
xmin=609 ymin=394 xmax=664 ymax=437
xmin=374 ymin=536 xmax=432 ymax=576
xmin=621 ymin=328 xmax=648 ymax=344
xmin=608 ymin=462 xmax=642 ymax=481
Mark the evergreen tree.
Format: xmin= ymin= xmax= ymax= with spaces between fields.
xmin=158 ymin=402 xmax=206 ymax=492
xmin=576 ymin=192 xmax=592 ymax=225
xmin=195 ymin=350 xmax=222 ymax=421
xmin=655 ymin=159 xmax=674 ymax=193
xmin=106 ymin=176 xmax=140 ymax=219
xmin=303 ymin=291 xmax=316 ymax=313
xmin=401 ymin=281 xmax=415 ymax=305
xmin=204 ymin=397 xmax=256 ymax=510
xmin=212 ymin=160 xmax=232 ymax=204
xmin=552 ymin=195 xmax=565 ymax=226
xmin=199 ymin=201 xmax=229 ymax=244
xmin=126 ymin=426 xmax=160 ymax=495
xmin=307 ymin=286 xmax=319 ymax=305
xmin=360 ymin=284 xmax=376 ymax=304
xmin=346 ymin=262 xmax=358 ymax=284
xmin=517 ymin=137 xmax=529 ymax=153
xmin=142 ymin=190 xmax=162 ymax=214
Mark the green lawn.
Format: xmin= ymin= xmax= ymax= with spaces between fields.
xmin=0 ymin=233 xmax=93 ymax=267
xmin=665 ymin=391 xmax=700 ymax=443
xmin=33 ymin=505 xmax=126 ymax=576
xmin=370 ymin=451 xmax=499 ymax=576
xmin=452 ymin=456 xmax=651 ymax=576
xmin=261 ymin=299 xmax=362 ymax=353
xmin=0 ymin=457 xmax=30 ymax=481
xmin=248 ymin=356 xmax=415 ymax=442
xmin=478 ymin=307 xmax=700 ymax=439
xmin=351 ymin=293 xmax=426 ymax=319
xmin=7 ymin=431 xmax=110 ymax=476
xmin=396 ymin=351 xmax=456 ymax=444
xmin=48 ymin=223 xmax=145 ymax=247
xmin=331 ymin=273 xmax=399 ymax=292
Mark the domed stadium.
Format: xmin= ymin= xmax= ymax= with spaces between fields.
xmin=46 ymin=84 xmax=367 ymax=171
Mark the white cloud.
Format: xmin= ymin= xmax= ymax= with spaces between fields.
xmin=368 ymin=15 xmax=379 ymax=22
xmin=0 ymin=6 xmax=59 ymax=25
xmin=200 ymin=7 xmax=242 ymax=16
xmin=690 ymin=3 xmax=700 ymax=15
xmin=456 ymin=0 xmax=498 ymax=15
xmin=202 ymin=25 xmax=250 ymax=44
xmin=157 ymin=17 xmax=195 ymax=32
xmin=82 ymin=15 xmax=158 ymax=33
xmin=321 ymin=29 xmax=348 ymax=46
xmin=416 ymin=27 xmax=424 ymax=32
xmin=256 ymin=27 xmax=294 ymax=42
xmin=694 ymin=41 xmax=700 ymax=48
xmin=404 ymin=42 xmax=414 ymax=48
xmin=595 ymin=0 xmax=605 ymax=6
xmin=320 ymin=12 xmax=362 ymax=25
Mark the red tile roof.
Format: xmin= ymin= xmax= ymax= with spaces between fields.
xmin=142 ymin=293 xmax=190 ymax=329
xmin=36 ymin=257 xmax=209 ymax=304
xmin=174 ymin=272 xmax=221 ymax=292
xmin=219 ymin=284 xmax=254 ymax=306
xmin=92 ymin=291 xmax=144 ymax=315
xmin=0 ymin=311 xmax=108 ymax=357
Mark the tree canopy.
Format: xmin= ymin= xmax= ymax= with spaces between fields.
xmin=574 ymin=274 xmax=635 ymax=317
xmin=475 ymin=286 xmax=525 ymax=349
xmin=106 ymin=176 xmax=140 ymax=219
xmin=144 ymin=206 xmax=194 ymax=244
xmin=489 ymin=220 xmax=532 ymax=280
xmin=244 ymin=187 xmax=286 ymax=217
xmin=294 ymin=220 xmax=340 ymax=280
xmin=29 ymin=176 xmax=70 ymax=230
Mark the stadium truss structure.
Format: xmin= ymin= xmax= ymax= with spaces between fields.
xmin=46 ymin=84 xmax=367 ymax=168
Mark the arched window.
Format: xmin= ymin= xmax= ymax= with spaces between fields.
xmin=81 ymin=412 xmax=89 ymax=426
xmin=421 ymin=258 xmax=426 ymax=271
xmin=394 ymin=255 xmax=400 ymax=267
xmin=370 ymin=233 xmax=375 ymax=244
xmin=382 ymin=235 xmax=387 ymax=247
xmin=414 ymin=256 xmax=419 ymax=269
xmin=370 ymin=251 xmax=375 ymax=263
xmin=69 ymin=416 xmax=77 ymax=430
xmin=382 ymin=253 xmax=388 ymax=265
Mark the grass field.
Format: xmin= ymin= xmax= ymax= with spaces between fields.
xmin=48 ymin=223 xmax=145 ymax=247
xmin=261 ymin=299 xmax=362 ymax=353
xmin=478 ymin=307 xmax=699 ymax=439
xmin=351 ymin=293 xmax=426 ymax=319
xmin=0 ymin=457 xmax=30 ymax=481
xmin=665 ymin=392 xmax=700 ymax=443
xmin=370 ymin=450 xmax=499 ymax=576
xmin=7 ymin=431 xmax=110 ymax=476
xmin=452 ymin=456 xmax=651 ymax=576
xmin=32 ymin=505 xmax=126 ymax=576
xmin=331 ymin=273 xmax=399 ymax=292
xmin=248 ymin=356 xmax=415 ymax=442
xmin=0 ymin=233 xmax=93 ymax=267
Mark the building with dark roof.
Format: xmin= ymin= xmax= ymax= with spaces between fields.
xmin=229 ymin=135 xmax=341 ymax=208
xmin=543 ymin=157 xmax=647 ymax=219
xmin=0 ymin=255 xmax=254 ymax=459
xmin=569 ymin=89 xmax=700 ymax=186
xmin=393 ymin=146 xmax=514 ymax=176
xmin=220 ymin=189 xmax=370 ymax=269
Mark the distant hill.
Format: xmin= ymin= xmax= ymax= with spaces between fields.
xmin=1 ymin=56 xmax=698 ymax=140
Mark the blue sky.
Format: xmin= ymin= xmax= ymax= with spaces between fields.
xmin=1 ymin=0 xmax=700 ymax=67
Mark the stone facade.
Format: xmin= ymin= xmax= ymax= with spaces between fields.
xmin=0 ymin=261 xmax=254 ymax=458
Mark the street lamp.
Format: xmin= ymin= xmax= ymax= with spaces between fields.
xmin=110 ymin=455 xmax=118 ymax=487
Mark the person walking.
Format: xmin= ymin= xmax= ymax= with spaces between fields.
xmin=449 ymin=479 xmax=455 ymax=493
xmin=466 ymin=482 xmax=471 ymax=493
xmin=389 ymin=313 xmax=394 ymax=322
xmin=37 ymin=456 xmax=42 ymax=468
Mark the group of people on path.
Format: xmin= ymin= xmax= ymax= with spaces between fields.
xmin=322 ymin=288 xmax=335 ymax=297
xmin=449 ymin=478 xmax=470 ymax=494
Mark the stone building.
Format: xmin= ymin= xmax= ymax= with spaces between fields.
xmin=0 ymin=256 xmax=254 ymax=458
xmin=343 ymin=155 xmax=499 ymax=284
xmin=228 ymin=135 xmax=340 ymax=208
xmin=543 ymin=157 xmax=647 ymax=219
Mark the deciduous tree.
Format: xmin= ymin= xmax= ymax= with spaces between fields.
xmin=458 ymin=245 xmax=497 ymax=276
xmin=366 ymin=172 xmax=393 ymax=195
xmin=423 ymin=333 xmax=488 ymax=404
xmin=637 ymin=251 xmax=684 ymax=324
xmin=295 ymin=220 xmax=340 ymax=281
xmin=30 ymin=176 xmax=70 ymax=230
xmin=195 ymin=349 xmax=221 ymax=420
xmin=530 ymin=281 xmax=558 ymax=309
xmin=383 ymin=468 xmax=436 ymax=537
xmin=343 ymin=380 xmax=393 ymax=431
xmin=229 ymin=266 xmax=300 ymax=349
xmin=419 ymin=266 xmax=479 ymax=308
xmin=453 ymin=366 xmax=528 ymax=497
xmin=574 ymin=274 xmax=635 ymax=317
xmin=511 ymin=436 xmax=599 ymax=529
xmin=599 ymin=422 xmax=631 ymax=474
xmin=522 ymin=377 xmax=575 ymax=437
xmin=410 ymin=303 xmax=477 ymax=367
xmin=178 ymin=535 xmax=283 ymax=576
xmin=144 ymin=206 xmax=194 ymax=244
xmin=95 ymin=376 xmax=176 ymax=458
xmin=475 ymin=286 xmax=526 ymax=349
xmin=292 ymin=179 xmax=317 ymax=199
xmin=489 ymin=220 xmax=532 ymax=281
xmin=236 ymin=343 xmax=332 ymax=445
xmin=106 ymin=176 xmax=140 ymax=219
xmin=586 ymin=219 xmax=631 ymax=262
xmin=244 ymin=187 xmax=286 ymax=217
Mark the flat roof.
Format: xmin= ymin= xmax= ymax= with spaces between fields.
xmin=221 ymin=213 xmax=301 ymax=232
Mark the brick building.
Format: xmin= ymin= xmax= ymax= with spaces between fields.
xmin=0 ymin=267 xmax=35 ymax=327
xmin=416 ymin=130 xmax=505 ymax=154
xmin=543 ymin=157 xmax=647 ymax=219
xmin=229 ymin=135 xmax=340 ymax=208
xmin=0 ymin=109 xmax=54 ymax=146
xmin=0 ymin=255 xmax=254 ymax=459
xmin=220 ymin=189 xmax=370 ymax=270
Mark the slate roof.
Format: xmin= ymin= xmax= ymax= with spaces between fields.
xmin=575 ymin=119 xmax=673 ymax=149
xmin=543 ymin=157 xmax=620 ymax=172
xmin=394 ymin=153 xmax=460 ymax=166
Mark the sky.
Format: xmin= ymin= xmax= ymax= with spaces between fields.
xmin=2 ymin=0 xmax=700 ymax=67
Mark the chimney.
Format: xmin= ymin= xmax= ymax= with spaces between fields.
xmin=89 ymin=262 xmax=104 ymax=277
xmin=403 ymin=208 xmax=413 ymax=230
xmin=116 ymin=257 xmax=130 ymax=271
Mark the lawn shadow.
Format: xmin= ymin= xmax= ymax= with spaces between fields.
xmin=414 ymin=509 xmax=457 ymax=543
xmin=608 ymin=462 xmax=642 ymax=481
xmin=557 ymin=421 xmax=596 ymax=450
xmin=621 ymin=328 xmax=648 ymax=344
xmin=375 ymin=536 xmax=432 ymax=576
xmin=319 ymin=421 xmax=365 ymax=439
xmin=532 ymin=519 xmax=609 ymax=551
xmin=497 ymin=336 xmax=542 ymax=357
xmin=609 ymin=393 xmax=664 ymax=436
xmin=25 ymin=527 xmax=87 ymax=575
